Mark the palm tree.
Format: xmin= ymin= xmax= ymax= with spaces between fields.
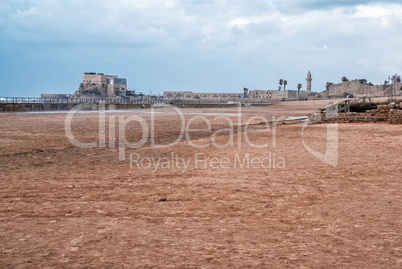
xmin=297 ymin=84 xmax=302 ymax=100
xmin=391 ymin=74 xmax=401 ymax=84
xmin=279 ymin=79 xmax=283 ymax=90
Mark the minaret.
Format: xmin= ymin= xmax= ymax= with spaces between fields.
xmin=306 ymin=70 xmax=312 ymax=94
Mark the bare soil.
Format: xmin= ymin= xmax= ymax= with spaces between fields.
xmin=0 ymin=105 xmax=401 ymax=268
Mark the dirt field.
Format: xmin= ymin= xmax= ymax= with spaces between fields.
xmin=0 ymin=104 xmax=401 ymax=268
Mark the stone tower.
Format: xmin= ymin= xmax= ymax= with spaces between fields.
xmin=306 ymin=70 xmax=312 ymax=94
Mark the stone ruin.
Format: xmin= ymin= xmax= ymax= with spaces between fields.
xmin=324 ymin=79 xmax=402 ymax=98
xmin=74 ymin=82 xmax=106 ymax=97
xmin=308 ymin=100 xmax=402 ymax=125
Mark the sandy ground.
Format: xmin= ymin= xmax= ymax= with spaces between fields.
xmin=0 ymin=104 xmax=401 ymax=268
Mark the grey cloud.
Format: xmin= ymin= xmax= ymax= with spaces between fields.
xmin=0 ymin=0 xmax=401 ymax=96
xmin=273 ymin=0 xmax=401 ymax=13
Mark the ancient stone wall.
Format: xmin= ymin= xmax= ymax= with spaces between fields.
xmin=327 ymin=80 xmax=388 ymax=97
xmin=164 ymin=91 xmax=243 ymax=100
xmin=388 ymin=108 xmax=402 ymax=124
xmin=163 ymin=89 xmax=298 ymax=101
xmin=170 ymin=103 xmax=239 ymax=108
xmin=308 ymin=103 xmax=402 ymax=124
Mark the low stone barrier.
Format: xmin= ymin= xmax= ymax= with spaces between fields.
xmin=0 ymin=103 xmax=153 ymax=112
xmin=388 ymin=109 xmax=402 ymax=124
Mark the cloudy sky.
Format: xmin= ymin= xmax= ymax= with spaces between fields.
xmin=0 ymin=0 xmax=401 ymax=96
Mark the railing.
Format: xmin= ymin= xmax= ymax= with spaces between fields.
xmin=1 ymin=94 xmax=400 ymax=105
xmin=0 ymin=97 xmax=165 ymax=105
xmin=166 ymin=99 xmax=271 ymax=105
xmin=0 ymin=97 xmax=271 ymax=106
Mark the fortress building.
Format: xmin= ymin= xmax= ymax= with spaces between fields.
xmin=74 ymin=72 xmax=127 ymax=97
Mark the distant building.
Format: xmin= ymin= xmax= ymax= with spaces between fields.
xmin=248 ymin=89 xmax=298 ymax=99
xmin=163 ymin=91 xmax=243 ymax=101
xmin=74 ymin=72 xmax=127 ymax=97
xmin=163 ymin=88 xmax=300 ymax=101
xmin=163 ymin=72 xmax=314 ymax=101
xmin=41 ymin=93 xmax=71 ymax=99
